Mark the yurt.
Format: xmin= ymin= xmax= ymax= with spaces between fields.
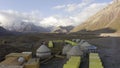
xmin=78 ymin=40 xmax=86 ymax=45
xmin=36 ymin=45 xmax=51 ymax=59
xmin=79 ymin=41 xmax=92 ymax=56
xmin=72 ymin=39 xmax=76 ymax=42
xmin=80 ymin=41 xmax=91 ymax=50
xmin=62 ymin=44 xmax=72 ymax=55
xmin=76 ymin=39 xmax=80 ymax=43
xmin=67 ymin=45 xmax=83 ymax=59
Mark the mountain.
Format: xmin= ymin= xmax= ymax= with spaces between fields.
xmin=0 ymin=26 xmax=14 ymax=36
xmin=71 ymin=1 xmax=120 ymax=33
xmin=52 ymin=26 xmax=74 ymax=33
xmin=10 ymin=22 xmax=51 ymax=33
xmin=1 ymin=22 xmax=51 ymax=33
xmin=0 ymin=26 xmax=7 ymax=32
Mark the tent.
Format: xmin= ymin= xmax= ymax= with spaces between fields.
xmin=67 ymin=46 xmax=83 ymax=59
xmin=78 ymin=40 xmax=91 ymax=50
xmin=79 ymin=40 xmax=92 ymax=56
xmin=62 ymin=44 xmax=72 ymax=55
xmin=36 ymin=45 xmax=51 ymax=59
xmin=76 ymin=39 xmax=81 ymax=43
xmin=78 ymin=40 xmax=86 ymax=46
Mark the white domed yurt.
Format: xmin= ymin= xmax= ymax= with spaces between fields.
xmin=67 ymin=46 xmax=83 ymax=59
xmin=76 ymin=39 xmax=81 ymax=43
xmin=79 ymin=41 xmax=92 ymax=56
xmin=80 ymin=42 xmax=91 ymax=50
xmin=78 ymin=40 xmax=86 ymax=46
xmin=62 ymin=44 xmax=72 ymax=55
xmin=36 ymin=45 xmax=51 ymax=59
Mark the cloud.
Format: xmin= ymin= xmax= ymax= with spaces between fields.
xmin=82 ymin=0 xmax=95 ymax=3
xmin=40 ymin=16 xmax=74 ymax=27
xmin=53 ymin=2 xmax=88 ymax=12
xmin=53 ymin=0 xmax=95 ymax=12
xmin=0 ymin=10 xmax=74 ymax=30
xmin=41 ymin=2 xmax=108 ymax=27
xmin=0 ymin=1 xmax=111 ymax=31
xmin=69 ymin=2 xmax=108 ymax=25
xmin=53 ymin=5 xmax=65 ymax=9
xmin=66 ymin=4 xmax=78 ymax=12
xmin=0 ymin=10 xmax=42 ymax=30
xmin=52 ymin=2 xmax=109 ymax=25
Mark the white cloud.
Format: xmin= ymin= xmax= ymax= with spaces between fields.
xmin=53 ymin=0 xmax=95 ymax=12
xmin=65 ymin=4 xmax=80 ymax=12
xmin=0 ymin=1 xmax=111 ymax=31
xmin=82 ymin=0 xmax=95 ymax=3
xmin=69 ymin=3 xmax=108 ymax=25
xmin=0 ymin=10 xmax=74 ymax=30
xmin=0 ymin=10 xmax=42 ymax=30
xmin=40 ymin=16 xmax=74 ymax=27
xmin=41 ymin=2 xmax=108 ymax=27
xmin=53 ymin=5 xmax=65 ymax=9
xmin=52 ymin=2 xmax=109 ymax=25
xmin=53 ymin=2 xmax=88 ymax=12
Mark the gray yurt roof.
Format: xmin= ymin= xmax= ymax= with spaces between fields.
xmin=81 ymin=42 xmax=91 ymax=47
xmin=37 ymin=45 xmax=51 ymax=53
xmin=62 ymin=44 xmax=72 ymax=55
xmin=79 ymin=42 xmax=92 ymax=51
xmin=78 ymin=40 xmax=86 ymax=45
xmin=67 ymin=45 xmax=83 ymax=56
xmin=76 ymin=39 xmax=81 ymax=43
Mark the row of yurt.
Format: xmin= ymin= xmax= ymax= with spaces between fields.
xmin=36 ymin=40 xmax=96 ymax=59
xmin=62 ymin=43 xmax=83 ymax=59
xmin=62 ymin=39 xmax=97 ymax=58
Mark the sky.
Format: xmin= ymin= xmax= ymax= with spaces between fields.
xmin=0 ymin=0 xmax=112 ymax=29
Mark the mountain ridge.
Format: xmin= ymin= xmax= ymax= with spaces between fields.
xmin=71 ymin=1 xmax=120 ymax=33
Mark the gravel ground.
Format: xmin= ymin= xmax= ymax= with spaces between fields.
xmin=41 ymin=58 xmax=67 ymax=68
xmin=88 ymin=37 xmax=120 ymax=68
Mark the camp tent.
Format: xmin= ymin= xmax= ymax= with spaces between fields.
xmin=80 ymin=42 xmax=91 ymax=50
xmin=67 ymin=46 xmax=83 ymax=59
xmin=62 ymin=44 xmax=72 ymax=55
xmin=78 ymin=40 xmax=92 ymax=56
xmin=78 ymin=40 xmax=86 ymax=46
xmin=36 ymin=45 xmax=51 ymax=59
xmin=78 ymin=40 xmax=92 ymax=50
xmin=76 ymin=39 xmax=81 ymax=43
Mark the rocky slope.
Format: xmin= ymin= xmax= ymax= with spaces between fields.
xmin=71 ymin=1 xmax=120 ymax=33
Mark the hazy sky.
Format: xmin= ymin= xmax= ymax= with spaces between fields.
xmin=0 ymin=0 xmax=112 ymax=29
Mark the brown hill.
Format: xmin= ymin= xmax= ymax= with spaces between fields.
xmin=71 ymin=1 xmax=120 ymax=33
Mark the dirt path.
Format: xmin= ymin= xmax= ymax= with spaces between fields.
xmin=80 ymin=54 xmax=89 ymax=68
